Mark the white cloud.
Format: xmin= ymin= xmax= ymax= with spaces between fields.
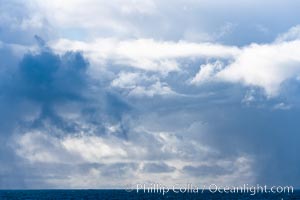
xmin=187 ymin=25 xmax=300 ymax=97
xmin=51 ymin=34 xmax=300 ymax=97
xmin=61 ymin=135 xmax=128 ymax=162
xmin=128 ymin=81 xmax=175 ymax=97
xmin=34 ymin=0 xmax=156 ymax=37
xmin=49 ymin=24 xmax=300 ymax=98
xmin=14 ymin=127 xmax=255 ymax=187
xmin=111 ymin=72 xmax=175 ymax=97
xmin=273 ymin=102 xmax=291 ymax=110
xmin=15 ymin=131 xmax=128 ymax=164
xmin=31 ymin=0 xmax=300 ymax=44
xmin=217 ymin=40 xmax=300 ymax=96
xmin=242 ymin=89 xmax=256 ymax=105
xmin=191 ymin=61 xmax=224 ymax=84
xmin=275 ymin=25 xmax=300 ymax=42
xmin=15 ymin=131 xmax=67 ymax=163
xmin=50 ymin=38 xmax=239 ymax=72
xmin=111 ymin=72 xmax=144 ymax=89
xmin=52 ymin=38 xmax=239 ymax=60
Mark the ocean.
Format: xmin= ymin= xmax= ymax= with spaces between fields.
xmin=0 ymin=190 xmax=299 ymax=200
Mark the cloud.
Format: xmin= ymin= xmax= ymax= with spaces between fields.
xmin=51 ymin=33 xmax=300 ymax=98
xmin=216 ymin=40 xmax=300 ymax=96
xmin=190 ymin=61 xmax=224 ymax=85
xmin=15 ymin=131 xmax=74 ymax=163
xmin=3 ymin=0 xmax=300 ymax=189
xmin=141 ymin=162 xmax=175 ymax=173
xmin=111 ymin=72 xmax=175 ymax=97
xmin=273 ymin=102 xmax=291 ymax=110
xmin=0 ymin=40 xmax=134 ymax=188
xmin=0 ymin=0 xmax=51 ymax=45
xmin=185 ymin=27 xmax=300 ymax=97
xmin=0 ymin=39 xmax=90 ymax=137
xmin=6 ymin=28 xmax=300 ymax=188
xmin=50 ymin=38 xmax=239 ymax=72
xmin=127 ymin=81 xmax=175 ymax=97
xmin=30 ymin=0 xmax=300 ymax=45
xmin=275 ymin=25 xmax=300 ymax=42
xmin=13 ymin=126 xmax=255 ymax=188
xmin=15 ymin=131 xmax=128 ymax=164
xmin=48 ymin=24 xmax=300 ymax=98
xmin=62 ymin=135 xmax=128 ymax=162
xmin=18 ymin=49 xmax=88 ymax=103
xmin=34 ymin=0 xmax=157 ymax=39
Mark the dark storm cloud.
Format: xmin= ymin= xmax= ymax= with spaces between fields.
xmin=18 ymin=49 xmax=88 ymax=103
xmin=0 ymin=39 xmax=132 ymax=188
xmin=0 ymin=39 xmax=86 ymax=132
xmin=0 ymin=36 xmax=131 ymax=136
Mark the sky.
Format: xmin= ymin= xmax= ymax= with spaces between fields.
xmin=1 ymin=0 xmax=300 ymax=189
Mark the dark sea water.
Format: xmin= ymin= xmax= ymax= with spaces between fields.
xmin=0 ymin=190 xmax=299 ymax=200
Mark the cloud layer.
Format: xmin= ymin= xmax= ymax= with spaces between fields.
xmin=1 ymin=0 xmax=300 ymax=189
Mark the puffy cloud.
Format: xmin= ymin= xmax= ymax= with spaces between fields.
xmin=275 ymin=25 xmax=300 ymax=42
xmin=50 ymin=34 xmax=300 ymax=98
xmin=216 ymin=40 xmax=300 ymax=96
xmin=111 ymin=72 xmax=175 ymax=97
xmin=184 ymin=28 xmax=300 ymax=97
xmin=191 ymin=61 xmax=224 ymax=84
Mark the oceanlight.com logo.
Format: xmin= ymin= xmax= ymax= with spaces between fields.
xmin=125 ymin=183 xmax=294 ymax=196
